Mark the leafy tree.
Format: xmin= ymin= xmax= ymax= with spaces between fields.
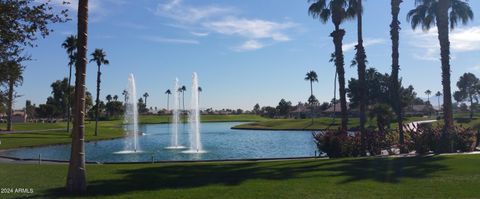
xmin=308 ymin=0 xmax=357 ymax=131
xmin=369 ymin=104 xmax=394 ymax=132
xmin=253 ymin=103 xmax=261 ymax=115
xmin=106 ymin=101 xmax=124 ymax=118
xmin=137 ymin=98 xmax=148 ymax=113
xmin=25 ymin=100 xmax=36 ymax=119
xmin=261 ymin=106 xmax=277 ymax=118
xmin=407 ymin=0 xmax=473 ymax=132
xmin=66 ymin=0 xmax=88 ymax=192
xmin=35 ymin=104 xmax=57 ymax=119
xmin=276 ymin=99 xmax=293 ymax=117
xmin=106 ymin=94 xmax=112 ymax=103
xmin=90 ymin=48 xmax=109 ymax=136
xmin=47 ymin=78 xmax=73 ymax=118
xmin=454 ymin=73 xmax=479 ymax=119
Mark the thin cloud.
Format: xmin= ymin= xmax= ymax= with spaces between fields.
xmin=191 ymin=32 xmax=210 ymax=37
xmin=234 ymin=40 xmax=264 ymax=52
xmin=343 ymin=38 xmax=385 ymax=52
xmin=155 ymin=0 xmax=233 ymax=23
xmin=409 ymin=26 xmax=480 ymax=61
xmin=144 ymin=36 xmax=199 ymax=45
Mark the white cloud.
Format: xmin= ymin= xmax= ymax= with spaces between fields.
xmin=343 ymin=38 xmax=385 ymax=52
xmin=155 ymin=0 xmax=233 ymax=23
xmin=204 ymin=17 xmax=295 ymax=42
xmin=469 ymin=65 xmax=480 ymax=71
xmin=144 ymin=36 xmax=199 ymax=45
xmin=409 ymin=26 xmax=480 ymax=61
xmin=191 ymin=32 xmax=210 ymax=37
xmin=234 ymin=40 xmax=264 ymax=51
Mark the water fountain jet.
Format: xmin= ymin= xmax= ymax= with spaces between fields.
xmin=183 ymin=72 xmax=206 ymax=154
xmin=165 ymin=78 xmax=186 ymax=150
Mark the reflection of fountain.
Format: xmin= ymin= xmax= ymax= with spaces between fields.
xmin=183 ymin=72 xmax=206 ymax=153
xmin=115 ymin=74 xmax=142 ymax=154
xmin=165 ymin=78 xmax=186 ymax=150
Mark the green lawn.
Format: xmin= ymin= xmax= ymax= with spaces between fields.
xmin=1 ymin=154 xmax=479 ymax=198
xmin=232 ymin=116 xmax=429 ymax=131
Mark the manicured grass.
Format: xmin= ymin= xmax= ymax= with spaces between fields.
xmin=232 ymin=116 xmax=429 ymax=131
xmin=1 ymin=154 xmax=479 ymax=198
xmin=138 ymin=114 xmax=267 ymax=124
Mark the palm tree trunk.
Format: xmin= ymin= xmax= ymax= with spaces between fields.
xmin=66 ymin=0 xmax=88 ymax=193
xmin=437 ymin=0 xmax=454 ymax=153
xmin=95 ymin=64 xmax=101 ymax=136
xmin=356 ymin=0 xmax=367 ymax=155
xmin=310 ymin=81 xmax=314 ymax=123
xmin=6 ymin=78 xmax=14 ymax=132
xmin=67 ymin=63 xmax=72 ymax=133
xmin=390 ymin=0 xmax=405 ymax=153
xmin=332 ymin=69 xmax=337 ymax=122
xmin=470 ymin=95 xmax=474 ymax=119
xmin=331 ymin=27 xmax=348 ymax=131
xmin=167 ymin=95 xmax=170 ymax=111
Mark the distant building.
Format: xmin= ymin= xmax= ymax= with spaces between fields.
xmin=404 ymin=104 xmax=435 ymax=116
xmin=0 ymin=109 xmax=27 ymax=123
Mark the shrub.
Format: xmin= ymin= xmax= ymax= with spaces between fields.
xmin=406 ymin=125 xmax=477 ymax=154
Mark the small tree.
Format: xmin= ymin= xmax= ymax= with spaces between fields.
xmin=454 ymin=73 xmax=479 ymax=119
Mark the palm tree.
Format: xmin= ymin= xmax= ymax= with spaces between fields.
xmin=62 ymin=35 xmax=77 ymax=133
xmin=407 ymin=0 xmax=473 ymax=133
xmin=198 ymin=86 xmax=203 ymax=104
xmin=66 ymin=0 xmax=88 ymax=193
xmin=354 ymin=0 xmax=367 ymax=155
xmin=122 ymin=89 xmax=128 ymax=103
xmin=435 ymin=91 xmax=442 ymax=109
xmin=305 ymin=70 xmax=318 ymax=98
xmin=113 ymin=95 xmax=118 ymax=101
xmin=143 ymin=92 xmax=149 ymax=107
xmin=179 ymin=85 xmax=187 ymax=111
xmin=89 ymin=48 xmax=109 ymax=137
xmin=165 ymin=89 xmax=172 ymax=111
xmin=390 ymin=0 xmax=405 ymax=153
xmin=106 ymin=94 xmax=112 ymax=103
xmin=308 ymin=0 xmax=356 ymax=131
xmin=425 ymin=89 xmax=432 ymax=103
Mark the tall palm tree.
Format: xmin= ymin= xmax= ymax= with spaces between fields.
xmin=390 ymin=0 xmax=404 ymax=153
xmin=305 ymin=70 xmax=318 ymax=98
xmin=3 ymin=61 xmax=23 ymax=132
xmin=354 ymin=0 xmax=367 ymax=155
xmin=435 ymin=91 xmax=442 ymax=109
xmin=165 ymin=89 xmax=172 ymax=111
xmin=66 ymin=0 xmax=88 ymax=193
xmin=62 ymin=35 xmax=77 ymax=133
xmin=143 ymin=92 xmax=149 ymax=107
xmin=89 ymin=48 xmax=109 ymax=137
xmin=198 ymin=86 xmax=202 ymax=104
xmin=407 ymin=0 xmax=473 ymax=133
xmin=122 ymin=89 xmax=128 ymax=103
xmin=305 ymin=70 xmax=318 ymax=123
xmin=425 ymin=89 xmax=432 ymax=103
xmin=308 ymin=0 xmax=356 ymax=131
xmin=179 ymin=85 xmax=187 ymax=111
xmin=113 ymin=95 xmax=118 ymax=101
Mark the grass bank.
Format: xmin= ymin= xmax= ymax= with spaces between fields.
xmin=1 ymin=154 xmax=479 ymax=198
xmin=0 ymin=114 xmax=266 ymax=150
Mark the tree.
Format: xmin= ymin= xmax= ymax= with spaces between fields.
xmin=137 ymin=98 xmax=148 ymax=114
xmin=165 ymin=89 xmax=172 ymax=111
xmin=435 ymin=91 xmax=442 ymax=109
xmin=369 ymin=104 xmax=394 ymax=132
xmin=106 ymin=101 xmax=124 ymax=118
xmin=198 ymin=86 xmax=202 ymax=103
xmin=47 ymin=78 xmax=74 ymax=118
xmin=1 ymin=61 xmax=24 ymax=131
xmin=89 ymin=48 xmax=109 ymax=136
xmin=454 ymin=73 xmax=479 ymax=119
xmin=143 ymin=92 xmax=149 ymax=107
xmin=276 ymin=99 xmax=293 ymax=117
xmin=61 ymin=35 xmax=77 ymax=133
xmin=354 ymin=0 xmax=367 ymax=155
xmin=390 ymin=0 xmax=404 ymax=153
xmin=253 ymin=103 xmax=261 ymax=115
xmin=305 ymin=70 xmax=318 ymax=99
xmin=113 ymin=95 xmax=119 ymax=101
xmin=407 ymin=0 xmax=473 ymax=133
xmin=106 ymin=94 xmax=112 ymax=103
xmin=122 ymin=89 xmax=128 ymax=103
xmin=66 ymin=0 xmax=88 ymax=193
xmin=178 ymin=85 xmax=187 ymax=111
xmin=308 ymin=0 xmax=356 ymax=131
xmin=425 ymin=90 xmax=432 ymax=103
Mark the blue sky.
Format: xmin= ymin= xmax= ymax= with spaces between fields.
xmin=17 ymin=0 xmax=480 ymax=110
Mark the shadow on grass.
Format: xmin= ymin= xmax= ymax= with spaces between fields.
xmin=41 ymin=156 xmax=448 ymax=198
